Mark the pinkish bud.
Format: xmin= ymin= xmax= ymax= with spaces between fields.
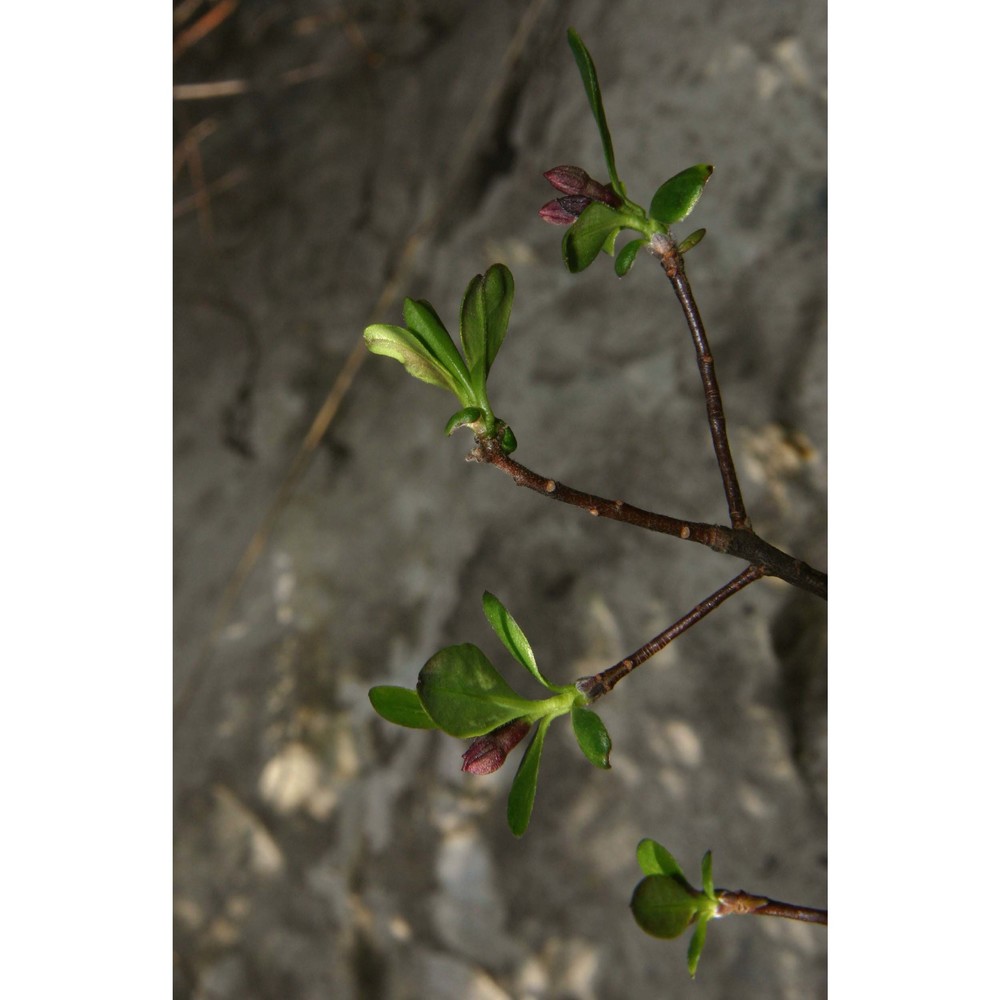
xmin=461 ymin=718 xmax=531 ymax=775
xmin=538 ymin=198 xmax=581 ymax=225
xmin=543 ymin=164 xmax=592 ymax=196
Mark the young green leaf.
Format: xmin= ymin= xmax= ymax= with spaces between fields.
xmin=630 ymin=875 xmax=701 ymax=940
xmin=500 ymin=424 xmax=518 ymax=455
xmin=444 ymin=406 xmax=484 ymax=436
xmin=364 ymin=324 xmax=465 ymax=396
xmin=562 ymin=201 xmax=625 ymax=273
xmin=687 ymin=914 xmax=710 ymax=978
xmin=416 ymin=644 xmax=536 ymax=738
xmin=636 ymin=838 xmax=687 ymax=881
xmin=403 ymin=298 xmax=473 ymax=396
xmin=676 ymin=228 xmax=706 ymax=255
xmin=507 ymin=714 xmax=554 ymax=836
xmin=570 ymin=705 xmax=612 ymax=768
xmin=460 ymin=272 xmax=488 ymax=391
xmin=481 ymin=591 xmax=561 ymax=691
xmin=566 ymin=29 xmax=624 ymax=197
xmin=480 ymin=264 xmax=514 ymax=376
xmin=614 ymin=237 xmax=646 ymax=277
xmin=649 ymin=164 xmax=714 ymax=226
xmin=369 ymin=685 xmax=438 ymax=729
xmin=700 ymin=851 xmax=715 ymax=900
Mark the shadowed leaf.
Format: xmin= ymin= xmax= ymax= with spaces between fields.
xmin=369 ymin=686 xmax=437 ymax=729
xmin=507 ymin=714 xmax=553 ymax=836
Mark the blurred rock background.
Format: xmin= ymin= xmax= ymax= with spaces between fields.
xmin=173 ymin=1 xmax=827 ymax=997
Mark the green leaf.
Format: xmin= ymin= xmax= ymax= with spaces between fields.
xmin=460 ymin=273 xmax=488 ymax=391
xmin=630 ymin=875 xmax=701 ymax=940
xmin=481 ymin=591 xmax=560 ymax=691
xmin=364 ymin=324 xmax=465 ymax=396
xmin=636 ymin=838 xmax=687 ymax=881
xmin=676 ymin=228 xmax=706 ymax=255
xmin=700 ymin=851 xmax=715 ymax=900
xmin=416 ymin=644 xmax=536 ymax=737
xmin=500 ymin=424 xmax=518 ymax=455
xmin=403 ymin=298 xmax=473 ymax=396
xmin=571 ymin=706 xmax=612 ymax=768
xmin=614 ymin=237 xmax=646 ymax=277
xmin=562 ymin=202 xmax=625 ymax=273
xmin=507 ymin=714 xmax=553 ymax=836
xmin=567 ymin=29 xmax=624 ymax=197
xmin=369 ymin=685 xmax=438 ymax=729
xmin=444 ymin=406 xmax=484 ymax=436
xmin=481 ymin=264 xmax=514 ymax=376
xmin=687 ymin=914 xmax=710 ymax=978
xmin=649 ymin=164 xmax=714 ymax=226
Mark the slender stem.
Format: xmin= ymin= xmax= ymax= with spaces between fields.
xmin=472 ymin=436 xmax=827 ymax=600
xmin=716 ymin=889 xmax=827 ymax=925
xmin=652 ymin=235 xmax=750 ymax=531
xmin=577 ymin=565 xmax=765 ymax=701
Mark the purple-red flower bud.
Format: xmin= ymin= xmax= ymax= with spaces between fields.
xmin=543 ymin=165 xmax=622 ymax=208
xmin=461 ymin=718 xmax=531 ymax=775
xmin=538 ymin=196 xmax=589 ymax=225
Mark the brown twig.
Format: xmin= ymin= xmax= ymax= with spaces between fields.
xmin=471 ymin=436 xmax=827 ymax=599
xmin=577 ymin=565 xmax=765 ymax=700
xmin=651 ymin=234 xmax=750 ymax=531
xmin=716 ymin=888 xmax=827 ymax=925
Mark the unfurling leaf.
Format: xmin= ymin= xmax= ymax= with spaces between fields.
xmin=369 ymin=686 xmax=438 ymax=729
xmin=507 ymin=714 xmax=554 ymax=836
xmin=445 ymin=406 xmax=484 ymax=436
xmin=402 ymin=298 xmax=472 ymax=393
xmin=676 ymin=228 xmax=707 ymax=255
xmin=416 ymin=644 xmax=536 ymax=737
xmin=649 ymin=164 xmax=714 ymax=226
xmin=571 ymin=706 xmax=612 ymax=768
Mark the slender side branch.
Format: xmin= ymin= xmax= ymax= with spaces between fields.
xmin=652 ymin=234 xmax=750 ymax=532
xmin=577 ymin=564 xmax=765 ymax=701
xmin=472 ymin=436 xmax=827 ymax=600
xmin=716 ymin=889 xmax=827 ymax=926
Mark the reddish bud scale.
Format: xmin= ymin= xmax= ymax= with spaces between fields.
xmin=461 ymin=718 xmax=531 ymax=775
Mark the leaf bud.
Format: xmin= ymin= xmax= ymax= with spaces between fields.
xmin=460 ymin=718 xmax=531 ymax=775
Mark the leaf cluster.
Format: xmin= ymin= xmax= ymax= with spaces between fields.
xmin=369 ymin=593 xmax=612 ymax=835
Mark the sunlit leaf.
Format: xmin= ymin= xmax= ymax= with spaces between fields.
xmin=649 ymin=164 xmax=714 ymax=226
xmin=636 ymin=838 xmax=687 ymax=881
xmin=571 ymin=706 xmax=612 ymax=768
xmin=369 ymin=685 xmax=438 ymax=729
xmin=687 ymin=914 xmax=710 ymax=978
xmin=481 ymin=591 xmax=560 ymax=691
xmin=417 ymin=644 xmax=536 ymax=737
xmin=507 ymin=714 xmax=553 ymax=836
xmin=630 ymin=875 xmax=701 ymax=940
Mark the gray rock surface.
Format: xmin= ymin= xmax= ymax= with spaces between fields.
xmin=174 ymin=2 xmax=827 ymax=996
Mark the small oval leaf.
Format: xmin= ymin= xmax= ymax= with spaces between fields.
xmin=369 ymin=686 xmax=438 ymax=729
xmin=417 ymin=644 xmax=536 ymax=737
xmin=676 ymin=228 xmax=706 ymax=255
xmin=481 ymin=263 xmax=515 ymax=376
xmin=571 ymin=706 xmax=612 ymax=768
xmin=649 ymin=164 xmax=714 ymax=226
xmin=507 ymin=714 xmax=553 ymax=837
xmin=630 ymin=875 xmax=701 ymax=940
xmin=614 ymin=237 xmax=646 ymax=277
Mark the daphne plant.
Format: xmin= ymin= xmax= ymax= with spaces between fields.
xmin=364 ymin=26 xmax=826 ymax=977
xmin=369 ymin=591 xmax=611 ymax=836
